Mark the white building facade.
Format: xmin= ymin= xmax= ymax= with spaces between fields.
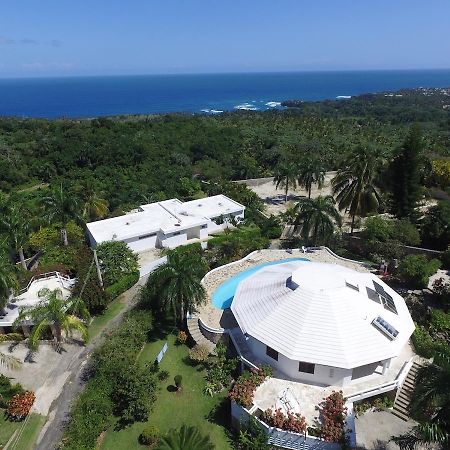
xmin=86 ymin=194 xmax=245 ymax=252
xmin=231 ymin=261 xmax=415 ymax=387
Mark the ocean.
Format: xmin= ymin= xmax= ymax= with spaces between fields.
xmin=0 ymin=70 xmax=449 ymax=119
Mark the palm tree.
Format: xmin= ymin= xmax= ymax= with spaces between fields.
xmin=42 ymin=184 xmax=80 ymax=246
xmin=297 ymin=156 xmax=326 ymax=199
xmin=392 ymin=352 xmax=450 ymax=450
xmin=14 ymin=288 xmax=89 ymax=350
xmin=273 ymin=161 xmax=299 ymax=203
xmin=292 ymin=196 xmax=342 ymax=246
xmin=0 ymin=352 xmax=21 ymax=370
xmin=332 ymin=146 xmax=383 ymax=234
xmin=79 ymin=183 xmax=109 ymax=220
xmin=155 ymin=425 xmax=215 ymax=450
xmin=0 ymin=258 xmax=17 ymax=313
xmin=1 ymin=205 xmax=30 ymax=270
xmin=144 ymin=249 xmax=206 ymax=326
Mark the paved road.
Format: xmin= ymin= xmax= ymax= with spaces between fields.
xmin=34 ymin=276 xmax=148 ymax=450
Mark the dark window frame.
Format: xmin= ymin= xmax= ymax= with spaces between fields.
xmin=298 ymin=361 xmax=315 ymax=374
xmin=266 ymin=345 xmax=278 ymax=361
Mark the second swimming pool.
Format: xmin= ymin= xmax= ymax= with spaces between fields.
xmin=211 ymin=257 xmax=310 ymax=309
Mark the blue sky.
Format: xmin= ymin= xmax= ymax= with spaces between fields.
xmin=1 ymin=0 xmax=450 ymax=77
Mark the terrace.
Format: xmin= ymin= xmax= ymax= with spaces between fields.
xmin=0 ymin=272 xmax=75 ymax=333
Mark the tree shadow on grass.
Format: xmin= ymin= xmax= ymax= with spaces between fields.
xmin=147 ymin=317 xmax=177 ymax=343
xmin=167 ymin=385 xmax=178 ymax=393
xmin=207 ymin=396 xmax=230 ymax=428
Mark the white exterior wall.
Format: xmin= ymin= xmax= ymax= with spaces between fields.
xmin=158 ymin=232 xmax=188 ymax=249
xmin=125 ymin=234 xmax=158 ymax=252
xmin=247 ymin=337 xmax=353 ymax=387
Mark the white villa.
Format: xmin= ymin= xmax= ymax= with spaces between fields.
xmin=86 ymin=194 xmax=245 ymax=252
xmin=0 ymin=272 xmax=75 ymax=336
xmin=230 ymin=260 xmax=415 ymax=387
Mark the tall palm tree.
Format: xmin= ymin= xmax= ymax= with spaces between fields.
xmin=297 ymin=156 xmax=326 ymax=199
xmin=0 ymin=258 xmax=17 ymax=313
xmin=144 ymin=249 xmax=206 ymax=326
xmin=79 ymin=182 xmax=109 ymax=220
xmin=42 ymin=184 xmax=80 ymax=246
xmin=292 ymin=196 xmax=342 ymax=246
xmin=273 ymin=162 xmax=299 ymax=203
xmin=1 ymin=205 xmax=30 ymax=270
xmin=332 ymin=146 xmax=383 ymax=234
xmin=392 ymin=352 xmax=450 ymax=450
xmin=155 ymin=425 xmax=215 ymax=450
xmin=14 ymin=288 xmax=89 ymax=351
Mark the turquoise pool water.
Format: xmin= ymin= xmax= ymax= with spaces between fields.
xmin=212 ymin=258 xmax=310 ymax=309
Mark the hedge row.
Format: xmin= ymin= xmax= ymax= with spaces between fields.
xmin=105 ymin=270 xmax=140 ymax=300
xmin=61 ymin=309 xmax=154 ymax=450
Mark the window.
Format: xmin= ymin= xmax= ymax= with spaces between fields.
xmin=366 ymin=287 xmax=381 ymax=303
xmin=266 ymin=346 xmax=278 ymax=361
xmin=172 ymin=231 xmax=181 ymax=236
xmin=286 ymin=276 xmax=299 ymax=291
xmin=298 ymin=361 xmax=315 ymax=374
xmin=138 ymin=233 xmax=156 ymax=240
xmin=372 ymin=281 xmax=398 ymax=314
xmin=201 ymin=224 xmax=207 ymax=229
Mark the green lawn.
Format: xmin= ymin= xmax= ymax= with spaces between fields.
xmin=88 ymin=295 xmax=127 ymax=341
xmin=0 ymin=412 xmax=46 ymax=450
xmin=100 ymin=332 xmax=233 ymax=450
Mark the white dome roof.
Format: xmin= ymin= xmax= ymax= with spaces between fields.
xmin=230 ymin=261 xmax=415 ymax=369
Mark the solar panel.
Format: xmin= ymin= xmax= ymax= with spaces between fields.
xmin=373 ymin=281 xmax=385 ymax=295
xmin=372 ymin=316 xmax=399 ymax=340
xmin=381 ymin=293 xmax=398 ymax=314
xmin=366 ymin=287 xmax=381 ymax=303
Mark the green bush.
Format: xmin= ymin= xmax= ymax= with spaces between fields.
xmin=397 ymin=255 xmax=441 ymax=288
xmin=430 ymin=309 xmax=450 ymax=332
xmin=0 ymin=374 xmax=24 ymax=408
xmin=105 ymin=270 xmax=139 ymax=300
xmin=139 ymin=425 xmax=160 ymax=446
xmin=410 ymin=325 xmax=450 ymax=358
xmin=0 ymin=333 xmax=24 ymax=342
xmin=441 ymin=247 xmax=450 ymax=269
xmin=157 ymin=370 xmax=169 ymax=381
xmin=421 ymin=201 xmax=450 ymax=250
xmin=174 ymin=375 xmax=182 ymax=389
xmin=61 ymin=309 xmax=155 ymax=449
xmin=96 ymin=241 xmax=139 ymax=287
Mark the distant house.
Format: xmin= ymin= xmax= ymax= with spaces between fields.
xmin=231 ymin=261 xmax=415 ymax=387
xmin=86 ymin=194 xmax=245 ymax=252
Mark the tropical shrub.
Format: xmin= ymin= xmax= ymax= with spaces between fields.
xmin=431 ymin=159 xmax=450 ymax=187
xmin=174 ymin=375 xmax=182 ymax=390
xmin=157 ymin=370 xmax=169 ymax=381
xmin=397 ymin=255 xmax=441 ymax=288
xmin=0 ymin=333 xmax=24 ymax=343
xmin=261 ymin=408 xmax=307 ymax=433
xmin=139 ymin=425 xmax=160 ymax=446
xmin=6 ymin=390 xmax=35 ymax=421
xmin=96 ymin=240 xmax=139 ymax=287
xmin=177 ymin=330 xmax=187 ymax=345
xmin=236 ymin=417 xmax=271 ymax=450
xmin=410 ymin=326 xmax=450 ymax=360
xmin=188 ymin=343 xmax=210 ymax=362
xmin=430 ymin=309 xmax=450 ymax=332
xmin=319 ymin=391 xmax=348 ymax=443
xmin=229 ymin=365 xmax=273 ymax=409
xmin=0 ymin=374 xmax=24 ymax=408
xmin=431 ymin=277 xmax=450 ymax=308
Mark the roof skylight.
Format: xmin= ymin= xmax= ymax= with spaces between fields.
xmin=372 ymin=316 xmax=399 ymax=340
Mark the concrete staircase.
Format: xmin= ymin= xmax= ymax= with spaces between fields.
xmin=392 ymin=361 xmax=424 ymax=421
xmin=186 ymin=317 xmax=216 ymax=353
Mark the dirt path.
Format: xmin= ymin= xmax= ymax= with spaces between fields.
xmin=34 ymin=276 xmax=148 ymax=450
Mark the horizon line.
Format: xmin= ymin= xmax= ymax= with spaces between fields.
xmin=1 ymin=67 xmax=450 ymax=81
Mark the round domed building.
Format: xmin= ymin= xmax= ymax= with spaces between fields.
xmin=230 ymin=260 xmax=415 ymax=387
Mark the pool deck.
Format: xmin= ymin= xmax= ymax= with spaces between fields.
xmin=198 ymin=247 xmax=371 ymax=331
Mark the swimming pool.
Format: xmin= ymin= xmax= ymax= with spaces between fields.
xmin=211 ymin=257 xmax=310 ymax=309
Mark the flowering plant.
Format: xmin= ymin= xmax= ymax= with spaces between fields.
xmin=6 ymin=391 xmax=36 ymax=421
xmin=177 ymin=330 xmax=188 ymax=345
xmin=319 ymin=391 xmax=348 ymax=443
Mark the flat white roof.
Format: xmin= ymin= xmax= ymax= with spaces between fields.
xmin=0 ymin=275 xmax=72 ymax=327
xmin=86 ymin=194 xmax=245 ymax=245
xmin=231 ymin=262 xmax=415 ymax=369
